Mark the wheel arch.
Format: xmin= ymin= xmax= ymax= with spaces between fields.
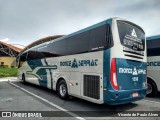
xmin=56 ymin=77 xmax=66 ymax=91
xmin=147 ymin=76 xmax=158 ymax=91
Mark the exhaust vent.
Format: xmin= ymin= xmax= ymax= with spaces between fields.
xmin=83 ymin=75 xmax=100 ymax=99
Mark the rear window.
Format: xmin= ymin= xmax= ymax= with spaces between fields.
xmin=117 ymin=21 xmax=145 ymax=51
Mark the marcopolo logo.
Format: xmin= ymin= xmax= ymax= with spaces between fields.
xmin=132 ymin=67 xmax=138 ymax=75
xmin=147 ymin=61 xmax=160 ymax=66
xmin=60 ymin=59 xmax=98 ymax=68
xmin=131 ymin=29 xmax=137 ymax=38
xmin=119 ymin=67 xmax=146 ymax=75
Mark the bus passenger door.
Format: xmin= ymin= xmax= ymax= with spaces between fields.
xmin=69 ymin=72 xmax=81 ymax=96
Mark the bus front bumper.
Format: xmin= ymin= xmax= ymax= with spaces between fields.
xmin=103 ymin=88 xmax=147 ymax=105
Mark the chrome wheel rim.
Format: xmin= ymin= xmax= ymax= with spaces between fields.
xmin=60 ymin=84 xmax=66 ymax=97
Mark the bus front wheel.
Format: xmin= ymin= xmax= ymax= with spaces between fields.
xmin=57 ymin=80 xmax=69 ymax=99
xmin=146 ymin=79 xmax=157 ymax=97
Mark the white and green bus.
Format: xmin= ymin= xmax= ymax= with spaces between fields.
xmin=17 ymin=17 xmax=147 ymax=105
xmin=146 ymin=35 xmax=160 ymax=97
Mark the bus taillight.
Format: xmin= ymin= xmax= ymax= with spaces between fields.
xmin=110 ymin=58 xmax=119 ymax=90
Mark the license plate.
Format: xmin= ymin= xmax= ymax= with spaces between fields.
xmin=132 ymin=92 xmax=138 ymax=97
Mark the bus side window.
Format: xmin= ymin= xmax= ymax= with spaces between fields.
xmin=89 ymin=25 xmax=106 ymax=51
xmin=147 ymin=39 xmax=160 ymax=56
xmin=106 ymin=24 xmax=113 ymax=49
xmin=18 ymin=52 xmax=27 ymax=68
xmin=67 ymin=31 xmax=89 ymax=55
xmin=27 ymin=50 xmax=45 ymax=60
xmin=47 ymin=40 xmax=67 ymax=57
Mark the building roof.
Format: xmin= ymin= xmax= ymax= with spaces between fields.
xmin=0 ymin=41 xmax=23 ymax=57
xmin=21 ymin=35 xmax=64 ymax=53
xmin=0 ymin=41 xmax=22 ymax=53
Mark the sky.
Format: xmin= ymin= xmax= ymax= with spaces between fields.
xmin=0 ymin=0 xmax=159 ymax=46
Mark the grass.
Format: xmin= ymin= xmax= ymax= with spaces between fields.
xmin=0 ymin=68 xmax=18 ymax=78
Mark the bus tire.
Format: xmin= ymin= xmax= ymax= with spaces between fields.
xmin=57 ymin=80 xmax=68 ymax=99
xmin=22 ymin=74 xmax=26 ymax=84
xmin=147 ymin=78 xmax=157 ymax=97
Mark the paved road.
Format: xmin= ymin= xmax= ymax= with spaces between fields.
xmin=0 ymin=81 xmax=77 ymax=120
xmin=145 ymin=92 xmax=160 ymax=103
xmin=0 ymin=79 xmax=160 ymax=120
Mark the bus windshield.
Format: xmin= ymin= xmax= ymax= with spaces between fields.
xmin=117 ymin=21 xmax=145 ymax=51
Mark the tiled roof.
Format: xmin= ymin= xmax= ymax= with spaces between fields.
xmin=0 ymin=41 xmax=22 ymax=53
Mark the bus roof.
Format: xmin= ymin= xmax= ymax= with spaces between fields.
xmin=22 ymin=18 xmax=112 ymax=53
xmin=48 ymin=17 xmax=144 ymax=43
xmin=22 ymin=17 xmax=139 ymax=54
xmin=51 ymin=19 xmax=111 ymax=43
xmin=146 ymin=35 xmax=160 ymax=40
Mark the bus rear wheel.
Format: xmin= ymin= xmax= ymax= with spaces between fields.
xmin=146 ymin=79 xmax=157 ymax=97
xmin=57 ymin=80 xmax=69 ymax=99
